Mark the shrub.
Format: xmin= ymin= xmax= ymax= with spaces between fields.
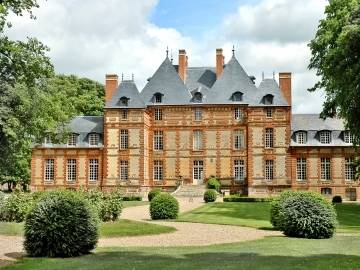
xmin=150 ymin=193 xmax=179 ymax=220
xmin=204 ymin=190 xmax=217 ymax=203
xmin=207 ymin=177 xmax=221 ymax=191
xmin=332 ymin=195 xmax=342 ymax=204
xmin=270 ymin=191 xmax=337 ymax=239
xmin=148 ymin=189 xmax=162 ymax=201
xmin=24 ymin=190 xmax=99 ymax=257
xmin=0 ymin=192 xmax=33 ymax=222
xmin=223 ymin=196 xmax=271 ymax=202
xmin=122 ymin=195 xmax=142 ymax=201
xmin=99 ymin=192 xmax=123 ymax=222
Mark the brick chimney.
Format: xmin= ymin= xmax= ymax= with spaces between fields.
xmin=279 ymin=72 xmax=292 ymax=106
xmin=178 ymin=49 xmax=188 ymax=82
xmin=216 ymin=48 xmax=224 ymax=79
xmin=105 ymin=74 xmax=118 ymax=102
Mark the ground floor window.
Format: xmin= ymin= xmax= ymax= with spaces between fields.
xmin=234 ymin=160 xmax=245 ymax=181
xmin=321 ymin=187 xmax=332 ymax=195
xmin=89 ymin=159 xmax=99 ymax=181
xmin=320 ymin=158 xmax=331 ymax=181
xmin=44 ymin=159 xmax=54 ymax=181
xmin=345 ymin=157 xmax=355 ymax=181
xmin=265 ymin=160 xmax=274 ymax=181
xmin=193 ymin=160 xmax=204 ymax=181
xmin=346 ymin=188 xmax=357 ymax=201
xmin=66 ymin=159 xmax=77 ymax=182
xmin=120 ymin=160 xmax=129 ymax=181
xmin=296 ymin=158 xmax=307 ymax=181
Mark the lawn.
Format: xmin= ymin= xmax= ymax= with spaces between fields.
xmin=3 ymin=235 xmax=360 ymax=270
xmin=179 ymin=202 xmax=360 ymax=232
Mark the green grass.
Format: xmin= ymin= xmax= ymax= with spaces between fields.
xmin=122 ymin=201 xmax=148 ymax=208
xmin=179 ymin=202 xmax=360 ymax=232
xmin=3 ymin=235 xmax=360 ymax=270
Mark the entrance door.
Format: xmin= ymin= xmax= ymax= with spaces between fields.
xmin=193 ymin=160 xmax=204 ymax=185
xmin=346 ymin=188 xmax=357 ymax=201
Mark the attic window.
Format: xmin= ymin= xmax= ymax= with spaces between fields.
xmin=319 ymin=130 xmax=331 ymax=144
xmin=232 ymin=92 xmax=243 ymax=102
xmin=89 ymin=133 xmax=99 ymax=146
xmin=119 ymin=97 xmax=129 ymax=106
xmin=344 ymin=130 xmax=354 ymax=144
xmin=67 ymin=133 xmax=78 ymax=146
xmin=154 ymin=93 xmax=163 ymax=103
xmin=193 ymin=92 xmax=203 ymax=103
xmin=263 ymin=94 xmax=274 ymax=105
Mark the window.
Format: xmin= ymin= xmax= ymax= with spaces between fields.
xmin=193 ymin=130 xmax=203 ymax=150
xmin=234 ymin=160 xmax=245 ymax=181
xmin=321 ymin=188 xmax=332 ymax=195
xmin=193 ymin=160 xmax=204 ymax=181
xmin=296 ymin=131 xmax=307 ymax=144
xmin=296 ymin=158 xmax=307 ymax=181
xmin=234 ymin=130 xmax=244 ymax=149
xmin=232 ymin=92 xmax=243 ymax=101
xmin=154 ymin=93 xmax=162 ymax=103
xmin=44 ymin=134 xmax=52 ymax=144
xmin=319 ymin=131 xmax=331 ymax=144
xmin=320 ymin=158 xmax=331 ymax=181
xmin=234 ymin=108 xmax=243 ymax=120
xmin=265 ymin=128 xmax=274 ymax=148
xmin=344 ymin=131 xmax=354 ymax=144
xmin=67 ymin=133 xmax=78 ymax=146
xmin=120 ymin=130 xmax=129 ymax=149
xmin=120 ymin=160 xmax=129 ymax=181
xmin=265 ymin=160 xmax=274 ymax=181
xmin=194 ymin=108 xmax=202 ymax=121
xmin=89 ymin=133 xmax=99 ymax=146
xmin=121 ymin=110 xmax=128 ymax=119
xmin=153 ymin=160 xmax=163 ymax=181
xmin=193 ymin=92 xmax=203 ymax=103
xmin=67 ymin=159 xmax=77 ymax=182
xmin=155 ymin=108 xmax=162 ymax=121
xmin=120 ymin=97 xmax=129 ymax=106
xmin=263 ymin=94 xmax=274 ymax=105
xmin=345 ymin=157 xmax=355 ymax=181
xmin=44 ymin=159 xmax=54 ymax=181
xmin=154 ymin=131 xmax=163 ymax=150
xmin=266 ymin=108 xmax=272 ymax=118
xmin=89 ymin=159 xmax=99 ymax=182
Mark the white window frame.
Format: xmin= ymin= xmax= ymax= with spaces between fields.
xmin=67 ymin=133 xmax=78 ymax=146
xmin=154 ymin=130 xmax=163 ymax=150
xmin=193 ymin=160 xmax=204 ymax=181
xmin=296 ymin=131 xmax=307 ymax=144
xmin=345 ymin=157 xmax=355 ymax=181
xmin=319 ymin=131 xmax=331 ymax=144
xmin=193 ymin=130 xmax=203 ymax=150
xmin=89 ymin=159 xmax=99 ymax=182
xmin=121 ymin=110 xmax=128 ymax=119
xmin=234 ymin=130 xmax=244 ymax=150
xmin=234 ymin=160 xmax=245 ymax=181
xmin=120 ymin=160 xmax=129 ymax=181
xmin=320 ymin=157 xmax=331 ymax=181
xmin=120 ymin=129 xmax=129 ymax=149
xmin=44 ymin=159 xmax=54 ymax=181
xmin=89 ymin=133 xmax=99 ymax=146
xmin=344 ymin=131 xmax=354 ymax=144
xmin=265 ymin=160 xmax=274 ymax=181
xmin=234 ymin=108 xmax=243 ymax=120
xmin=66 ymin=159 xmax=77 ymax=182
xmin=296 ymin=158 xmax=307 ymax=181
xmin=266 ymin=108 xmax=272 ymax=118
xmin=155 ymin=108 xmax=162 ymax=121
xmin=265 ymin=128 xmax=274 ymax=148
xmin=153 ymin=160 xmax=163 ymax=181
xmin=194 ymin=108 xmax=202 ymax=121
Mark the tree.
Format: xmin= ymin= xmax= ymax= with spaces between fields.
xmin=309 ymin=0 xmax=360 ymax=145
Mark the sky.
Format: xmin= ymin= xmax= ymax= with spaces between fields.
xmin=6 ymin=0 xmax=328 ymax=113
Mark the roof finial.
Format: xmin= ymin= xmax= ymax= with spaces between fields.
xmin=262 ymin=71 xmax=265 ymax=81
xmin=121 ymin=73 xmax=124 ymax=82
xmin=232 ymin=45 xmax=235 ymax=56
xmin=170 ymin=49 xmax=173 ymax=63
xmin=166 ymin=46 xmax=169 ymax=58
xmin=132 ymin=73 xmax=134 ymax=81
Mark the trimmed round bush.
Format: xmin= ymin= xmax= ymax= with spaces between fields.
xmin=207 ymin=177 xmax=220 ymax=191
xmin=24 ymin=191 xmax=99 ymax=257
xmin=204 ymin=190 xmax=217 ymax=203
xmin=0 ymin=192 xmax=33 ymax=222
xmin=270 ymin=191 xmax=337 ymax=239
xmin=148 ymin=189 xmax=162 ymax=201
xmin=332 ymin=195 xmax=342 ymax=204
xmin=150 ymin=193 xmax=179 ymax=220
xmin=99 ymin=192 xmax=123 ymax=222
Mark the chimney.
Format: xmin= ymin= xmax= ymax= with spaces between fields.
xmin=279 ymin=72 xmax=292 ymax=106
xmin=105 ymin=74 xmax=118 ymax=102
xmin=216 ymin=48 xmax=224 ymax=79
xmin=178 ymin=49 xmax=188 ymax=82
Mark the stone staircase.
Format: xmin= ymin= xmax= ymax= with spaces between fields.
xmin=172 ymin=184 xmax=207 ymax=197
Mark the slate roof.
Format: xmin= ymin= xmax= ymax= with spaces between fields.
xmin=185 ymin=67 xmax=216 ymax=92
xmin=105 ymin=80 xmax=145 ymax=109
xmin=257 ymin=79 xmax=289 ymax=106
xmin=140 ymin=57 xmax=192 ymax=105
xmin=291 ymin=114 xmax=351 ymax=147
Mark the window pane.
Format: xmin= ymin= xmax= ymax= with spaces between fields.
xmin=67 ymin=159 xmax=77 ymax=182
xmin=44 ymin=159 xmax=54 ymax=181
xmin=120 ymin=130 xmax=129 ymax=149
xmin=265 ymin=160 xmax=274 ymax=180
xmin=89 ymin=159 xmax=99 ymax=181
xmin=193 ymin=130 xmax=202 ymax=150
xmin=265 ymin=128 xmax=273 ymax=148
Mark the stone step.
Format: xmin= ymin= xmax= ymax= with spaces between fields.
xmin=173 ymin=184 xmax=207 ymax=197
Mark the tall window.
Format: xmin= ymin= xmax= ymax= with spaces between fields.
xmin=320 ymin=158 xmax=331 ymax=181
xmin=345 ymin=157 xmax=355 ymax=181
xmin=120 ymin=160 xmax=128 ymax=181
xmin=44 ymin=159 xmax=54 ymax=181
xmin=234 ymin=130 xmax=244 ymax=149
xmin=67 ymin=159 xmax=77 ymax=182
xmin=121 ymin=110 xmax=128 ymax=119
xmin=89 ymin=159 xmax=99 ymax=182
xmin=194 ymin=108 xmax=202 ymax=121
xmin=234 ymin=108 xmax=243 ymax=120
xmin=344 ymin=131 xmax=354 ymax=144
xmin=266 ymin=108 xmax=272 ymax=118
xmin=265 ymin=128 xmax=274 ymax=148
xmin=67 ymin=133 xmax=78 ymax=146
xmin=120 ymin=130 xmax=128 ymax=149
xmin=319 ymin=131 xmax=331 ymax=144
xmin=296 ymin=158 xmax=307 ymax=181
xmin=89 ymin=133 xmax=99 ymax=146
xmin=193 ymin=160 xmax=204 ymax=181
xmin=155 ymin=108 xmax=162 ymax=120
xmin=234 ymin=160 xmax=245 ymax=181
xmin=193 ymin=130 xmax=203 ymax=150
xmin=296 ymin=131 xmax=307 ymax=144
xmin=153 ymin=160 xmax=163 ymax=181
xmin=154 ymin=131 xmax=163 ymax=150
xmin=265 ymin=160 xmax=274 ymax=181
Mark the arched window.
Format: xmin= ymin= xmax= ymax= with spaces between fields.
xmin=153 ymin=93 xmax=163 ymax=103
xmin=319 ymin=130 xmax=331 ymax=144
xmin=263 ymin=94 xmax=274 ymax=105
xmin=119 ymin=96 xmax=129 ymax=106
xmin=232 ymin=91 xmax=243 ymax=101
xmin=192 ymin=92 xmax=203 ymax=103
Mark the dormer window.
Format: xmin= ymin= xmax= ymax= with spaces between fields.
xmin=89 ymin=133 xmax=99 ymax=146
xmin=263 ymin=94 xmax=274 ymax=105
xmin=119 ymin=96 xmax=129 ymax=106
xmin=344 ymin=130 xmax=354 ymax=144
xmin=44 ymin=134 xmax=52 ymax=144
xmin=193 ymin=92 xmax=203 ymax=103
xmin=67 ymin=133 xmax=78 ymax=146
xmin=296 ymin=131 xmax=307 ymax=144
xmin=153 ymin=93 xmax=163 ymax=103
xmin=319 ymin=130 xmax=331 ymax=144
xmin=232 ymin=91 xmax=243 ymax=102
